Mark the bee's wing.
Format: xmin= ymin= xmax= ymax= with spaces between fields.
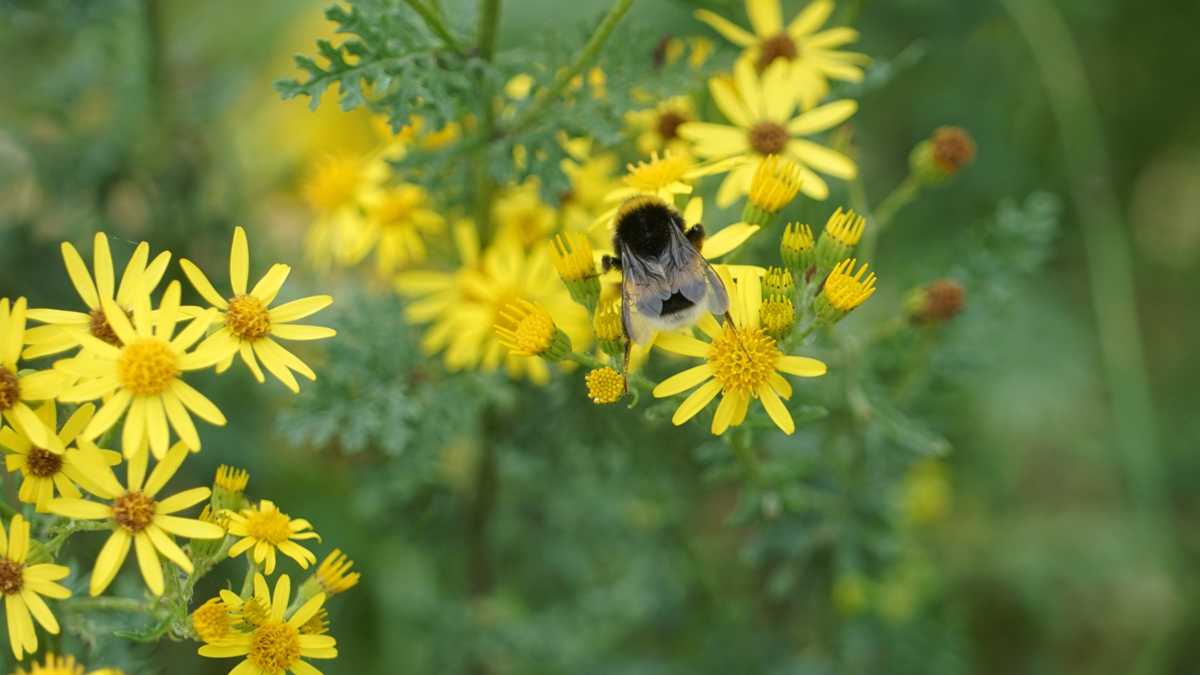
xmin=618 ymin=241 xmax=668 ymax=345
xmin=664 ymin=224 xmax=729 ymax=316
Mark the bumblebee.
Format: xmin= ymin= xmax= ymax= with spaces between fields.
xmin=602 ymin=196 xmax=729 ymax=346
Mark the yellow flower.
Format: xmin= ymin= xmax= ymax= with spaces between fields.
xmin=192 ymin=596 xmax=239 ymax=644
xmin=818 ymin=258 xmax=876 ymax=319
xmin=584 ymin=367 xmax=624 ymax=404
xmin=396 ymin=233 xmax=589 ymax=384
xmin=679 ymin=60 xmax=857 ymax=204
xmin=781 ymin=222 xmax=816 ymax=272
xmin=13 ymin=653 xmax=121 ymax=675
xmin=596 ymin=152 xmax=745 ymax=230
xmin=747 ymin=154 xmax=803 ymax=216
xmin=0 ymin=402 xmax=121 ymax=512
xmin=47 ymin=443 xmax=224 ymax=596
xmin=198 ymin=574 xmax=337 ymax=674
xmin=56 ymin=281 xmax=226 ymax=458
xmin=494 ymin=299 xmax=571 ymax=360
xmin=695 ymin=0 xmax=868 ymax=107
xmin=0 ymin=515 xmax=71 ymax=660
xmin=652 ymin=266 xmax=827 ymax=435
xmin=302 ymin=153 xmax=382 ymax=270
xmin=625 ymin=96 xmax=697 ymax=157
xmin=336 ymin=184 xmax=445 ymax=276
xmin=560 ymin=150 xmax=623 ymax=233
xmin=493 ymin=181 xmax=557 ymax=249
xmin=180 ymin=226 xmax=336 ymax=394
xmin=305 ymin=549 xmax=360 ymax=597
xmin=23 ymin=233 xmax=170 ymax=359
xmin=226 ymin=500 xmax=321 ymax=575
xmin=1 ymin=298 xmax=71 ymax=454
xmin=682 ymin=197 xmax=761 ymax=261
xmin=551 ymin=233 xmax=601 ymax=309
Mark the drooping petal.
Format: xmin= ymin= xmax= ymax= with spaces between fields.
xmin=134 ymin=533 xmax=164 ymax=596
xmin=671 ymin=379 xmax=723 ymax=426
xmin=90 ymin=529 xmax=132 ymax=596
xmin=757 ymin=383 xmax=795 ymax=434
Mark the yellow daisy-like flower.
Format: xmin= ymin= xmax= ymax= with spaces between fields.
xmin=13 ymin=653 xmax=122 ymax=675
xmin=0 ymin=515 xmax=71 ymax=660
xmin=192 ymin=596 xmax=240 ymax=644
xmin=695 ymin=0 xmax=868 ymax=107
xmin=625 ymin=96 xmax=698 ymax=157
xmin=47 ymin=443 xmax=225 ymax=596
xmin=0 ymin=402 xmax=121 ymax=512
xmin=179 ymin=226 xmax=336 ymax=394
xmin=821 ymin=258 xmax=877 ymax=313
xmin=226 ymin=500 xmax=321 ymax=575
xmin=341 ymin=183 xmax=445 ymax=275
xmin=0 ymin=298 xmax=69 ymax=454
xmin=56 ymin=281 xmax=226 ymax=458
xmin=595 ymin=152 xmax=746 ymax=230
xmin=303 ymin=549 xmax=361 ymax=598
xmin=652 ymin=266 xmax=827 ymax=435
xmin=493 ymin=180 xmax=557 ymax=249
xmin=681 ymin=196 xmax=761 ymax=261
xmin=198 ymin=574 xmax=337 ymax=675
xmin=560 ymin=150 xmax=623 ymax=234
xmin=23 ymin=233 xmax=170 ymax=359
xmin=396 ymin=230 xmax=590 ymax=384
xmin=302 ymin=153 xmax=384 ymax=270
xmin=679 ymin=60 xmax=857 ymax=205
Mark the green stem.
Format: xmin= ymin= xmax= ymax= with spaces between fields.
xmin=239 ymin=556 xmax=258 ymax=597
xmin=476 ymin=0 xmax=501 ymax=59
xmin=858 ymin=173 xmax=920 ymax=264
xmin=62 ymin=597 xmax=153 ymax=613
xmin=404 ymin=0 xmax=465 ymax=55
xmin=472 ymin=0 xmax=501 ymax=237
xmin=1001 ymin=0 xmax=1162 ymax=516
xmin=504 ymin=0 xmax=635 ymax=137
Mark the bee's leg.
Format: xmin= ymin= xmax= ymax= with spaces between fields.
xmin=722 ymin=311 xmax=735 ymax=328
xmin=685 ymin=223 xmax=706 ymax=250
xmin=621 ymin=340 xmax=632 ymax=393
xmin=601 ymin=254 xmax=622 ymax=272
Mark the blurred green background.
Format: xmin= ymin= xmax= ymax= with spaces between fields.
xmin=2 ymin=0 xmax=1199 ymax=673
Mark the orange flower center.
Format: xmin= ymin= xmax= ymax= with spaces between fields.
xmin=0 ymin=559 xmax=23 ymax=595
xmin=757 ymin=33 xmax=798 ymax=71
xmin=226 ymin=294 xmax=272 ymax=341
xmin=26 ymin=447 xmax=63 ymax=478
xmin=246 ymin=509 xmax=292 ymax=545
xmin=113 ymin=491 xmax=156 ymax=532
xmin=748 ymin=121 xmax=789 ymax=156
xmin=708 ymin=325 xmax=780 ymax=395
xmin=0 ymin=367 xmax=18 ymax=411
xmin=117 ymin=338 xmax=180 ymax=396
xmin=249 ymin=621 xmax=302 ymax=672
xmin=656 ymin=110 xmax=689 ymax=141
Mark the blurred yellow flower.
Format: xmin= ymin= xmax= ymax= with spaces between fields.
xmin=13 ymin=653 xmax=121 ymax=675
xmin=652 ymin=266 xmax=826 ymax=435
xmin=0 ymin=515 xmax=71 ymax=660
xmin=0 ymin=402 xmax=120 ymax=512
xmin=680 ymin=60 xmax=857 ymax=204
xmin=48 ymin=443 xmax=223 ymax=596
xmin=302 ymin=153 xmax=383 ymax=269
xmin=397 ymin=232 xmax=590 ymax=384
xmin=0 ymin=298 xmax=69 ymax=453
xmin=625 ymin=96 xmax=697 ymax=157
xmin=197 ymin=574 xmax=337 ymax=674
xmin=343 ymin=184 xmax=445 ymax=275
xmin=493 ymin=181 xmax=557 ymax=248
xmin=226 ymin=499 xmax=321 ymax=575
xmin=560 ymin=150 xmax=622 ymax=233
xmin=695 ymin=0 xmax=868 ymax=107
xmin=180 ymin=226 xmax=336 ymax=394
xmin=23 ymin=234 xmax=170 ymax=359
xmin=56 ymin=282 xmax=226 ymax=458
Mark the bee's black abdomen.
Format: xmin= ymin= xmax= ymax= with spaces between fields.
xmin=660 ymin=291 xmax=695 ymax=317
xmin=614 ymin=197 xmax=681 ymax=259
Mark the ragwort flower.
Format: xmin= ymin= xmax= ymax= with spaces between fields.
xmin=0 ymin=402 xmax=120 ymax=512
xmin=0 ymin=298 xmax=70 ymax=454
xmin=226 ymin=500 xmax=321 ymax=575
xmin=0 ymin=515 xmax=72 ymax=660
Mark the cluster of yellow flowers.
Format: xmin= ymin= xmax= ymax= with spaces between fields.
xmin=0 ymin=227 xmax=354 ymax=673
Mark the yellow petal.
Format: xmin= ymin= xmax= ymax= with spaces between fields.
xmin=161 ymin=391 xmax=200 ymax=451
xmin=288 ymin=593 xmax=327 ymax=629
xmin=694 ymin=9 xmax=756 ymax=46
xmin=230 ymin=226 xmax=250 ymax=296
xmin=170 ymin=380 xmax=226 ymax=426
xmin=777 ymin=354 xmax=827 ymax=377
xmin=250 ymin=264 xmax=291 ymax=304
xmin=746 ymin=0 xmax=782 ymax=36
xmin=787 ymin=99 xmax=857 ymax=136
xmin=788 ymin=0 xmax=833 ymax=36
xmin=702 ymin=222 xmax=760 ymax=259
xmin=711 ymin=391 xmax=740 ymax=435
xmin=155 ymin=487 xmax=211 ymax=515
xmin=21 ymin=589 xmax=60 ymax=634
xmin=143 ymin=443 xmax=189 ymax=497
xmin=269 ymin=324 xmax=337 ymax=341
xmin=733 ymin=59 xmax=764 ymax=119
xmin=757 ymin=383 xmax=795 ymax=434
xmin=653 ymin=332 xmax=711 ymax=357
xmin=90 ymin=529 xmax=131 ymax=596
xmin=61 ymin=242 xmax=99 ymax=309
xmin=93 ymin=233 xmax=115 ymax=301
xmin=154 ymin=279 xmax=181 ymax=341
xmin=99 ymin=296 xmax=137 ymax=346
xmin=787 ymin=139 xmax=857 ymax=179
xmin=653 ymin=364 xmax=713 ymax=398
xmin=671 ymin=379 xmax=723 ymax=426
xmin=8 ymin=515 xmax=28 ymax=563
xmin=269 ymin=295 xmax=333 ymax=323
xmin=179 ymin=258 xmax=229 ymax=309
xmin=134 ymin=532 xmax=164 ymax=596
xmin=707 ymin=76 xmax=752 ymax=129
xmin=155 ymin=514 xmax=224 ymax=539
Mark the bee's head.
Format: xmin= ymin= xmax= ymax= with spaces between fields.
xmin=614 ymin=196 xmax=683 ymax=259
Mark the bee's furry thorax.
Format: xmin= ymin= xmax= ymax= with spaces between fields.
xmin=613 ymin=196 xmax=681 ymax=259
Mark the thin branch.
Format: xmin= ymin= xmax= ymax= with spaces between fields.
xmin=404 ymin=0 xmax=465 ymax=55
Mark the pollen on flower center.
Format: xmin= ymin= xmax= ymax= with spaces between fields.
xmin=117 ymin=338 xmax=180 ymax=396
xmin=656 ymin=111 xmax=689 ymax=141
xmin=708 ymin=325 xmax=781 ymax=395
xmin=757 ymin=33 xmax=798 ymax=71
xmin=112 ymin=491 xmax=156 ymax=532
xmin=0 ymin=367 xmax=19 ymax=411
xmin=749 ymin=122 xmax=790 ymax=156
xmin=249 ymin=621 xmax=302 ymax=672
xmin=625 ymin=153 xmax=689 ymax=191
xmin=226 ymin=294 xmax=272 ymax=341
xmin=26 ymin=447 xmax=63 ymax=478
xmin=192 ymin=598 xmax=234 ymax=643
xmin=245 ymin=509 xmax=293 ymax=545
xmin=89 ymin=307 xmax=123 ymax=346
xmin=0 ymin=559 xmax=23 ymax=595
xmin=585 ymin=367 xmax=624 ymax=404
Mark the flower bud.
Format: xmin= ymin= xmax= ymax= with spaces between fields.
xmin=814 ymin=208 xmax=865 ymax=272
xmin=212 ymin=465 xmax=249 ymax=513
xmin=910 ymin=126 xmax=976 ymax=184
xmin=743 ymin=155 xmax=803 ymax=226
xmin=592 ymin=297 xmax=626 ymax=357
xmin=762 ymin=266 xmax=795 ymax=297
xmin=759 ymin=295 xmax=795 ymax=340
xmin=494 ymin=299 xmax=572 ymax=361
xmin=906 ymin=278 xmax=965 ymax=325
xmin=585 ymin=367 xmax=625 ymax=404
xmin=552 ymin=233 xmax=601 ymax=310
xmin=780 ymin=223 xmax=815 ymax=276
xmin=815 ymin=258 xmax=876 ymax=323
